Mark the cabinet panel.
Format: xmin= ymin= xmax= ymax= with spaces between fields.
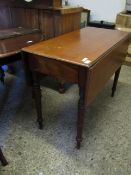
xmin=11 ymin=8 xmax=39 ymax=29
xmin=0 ymin=7 xmax=12 ymax=29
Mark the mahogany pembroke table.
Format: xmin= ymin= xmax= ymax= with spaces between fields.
xmin=22 ymin=27 xmax=130 ymax=149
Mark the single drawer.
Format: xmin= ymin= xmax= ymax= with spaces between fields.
xmin=0 ymin=32 xmax=42 ymax=55
xmin=28 ymin=54 xmax=79 ymax=83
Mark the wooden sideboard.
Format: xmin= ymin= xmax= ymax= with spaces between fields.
xmin=0 ymin=1 xmax=83 ymax=40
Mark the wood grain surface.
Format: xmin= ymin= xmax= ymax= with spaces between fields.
xmin=0 ymin=28 xmax=42 ymax=60
xmin=22 ymin=27 xmax=130 ymax=68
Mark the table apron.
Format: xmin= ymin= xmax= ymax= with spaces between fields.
xmin=28 ymin=54 xmax=79 ymax=83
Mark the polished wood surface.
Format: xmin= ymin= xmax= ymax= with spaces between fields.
xmin=0 ymin=28 xmax=40 ymax=39
xmin=23 ymin=27 xmax=130 ymax=67
xmin=22 ymin=27 xmax=130 ymax=148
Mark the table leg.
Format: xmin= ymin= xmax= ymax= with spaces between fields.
xmin=76 ymin=86 xmax=86 ymax=149
xmin=76 ymin=68 xmax=87 ymax=149
xmin=32 ymin=72 xmax=43 ymax=129
xmin=0 ymin=66 xmax=5 ymax=84
xmin=58 ymin=81 xmax=65 ymax=94
xmin=0 ymin=148 xmax=8 ymax=166
xmin=111 ymin=66 xmax=121 ymax=97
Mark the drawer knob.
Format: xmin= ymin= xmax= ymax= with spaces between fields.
xmin=26 ymin=40 xmax=33 ymax=44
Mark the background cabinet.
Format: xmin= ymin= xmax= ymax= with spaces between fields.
xmin=0 ymin=1 xmax=83 ymax=40
xmin=115 ymin=11 xmax=131 ymax=66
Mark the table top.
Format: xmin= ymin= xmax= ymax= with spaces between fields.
xmin=22 ymin=27 xmax=130 ymax=68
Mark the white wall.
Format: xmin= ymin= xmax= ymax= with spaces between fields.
xmin=66 ymin=0 xmax=126 ymax=22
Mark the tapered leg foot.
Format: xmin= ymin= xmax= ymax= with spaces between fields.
xmin=111 ymin=91 xmax=115 ymax=97
xmin=76 ymin=94 xmax=85 ymax=149
xmin=36 ymin=118 xmax=43 ymax=129
xmin=1 ymin=159 xmax=8 ymax=166
xmin=0 ymin=148 xmax=8 ymax=166
xmin=111 ymin=66 xmax=121 ymax=97
xmin=76 ymin=138 xmax=82 ymax=149
xmin=58 ymin=81 xmax=65 ymax=94
xmin=38 ymin=121 xmax=43 ymax=130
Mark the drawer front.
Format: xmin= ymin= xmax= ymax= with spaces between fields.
xmin=0 ymin=33 xmax=42 ymax=54
xmin=28 ymin=54 xmax=79 ymax=83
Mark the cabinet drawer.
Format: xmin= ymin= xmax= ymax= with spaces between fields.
xmin=0 ymin=33 xmax=42 ymax=55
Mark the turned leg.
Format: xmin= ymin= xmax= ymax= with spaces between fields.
xmin=58 ymin=81 xmax=65 ymax=94
xmin=76 ymin=68 xmax=87 ymax=149
xmin=76 ymin=86 xmax=86 ymax=149
xmin=111 ymin=66 xmax=121 ymax=97
xmin=32 ymin=74 xmax=46 ymax=99
xmin=0 ymin=66 xmax=5 ymax=84
xmin=0 ymin=148 xmax=8 ymax=166
xmin=32 ymin=72 xmax=43 ymax=129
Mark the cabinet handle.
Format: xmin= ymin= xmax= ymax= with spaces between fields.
xmin=26 ymin=40 xmax=33 ymax=44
